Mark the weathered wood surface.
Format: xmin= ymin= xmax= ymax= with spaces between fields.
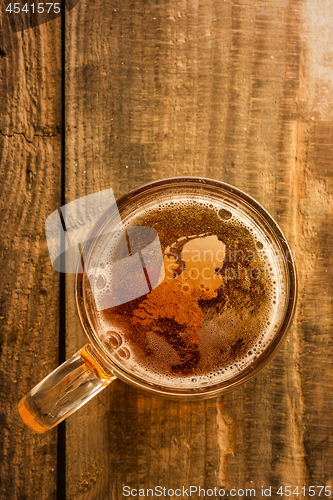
xmin=1 ymin=0 xmax=333 ymax=498
xmin=0 ymin=9 xmax=61 ymax=500
xmin=65 ymin=0 xmax=333 ymax=498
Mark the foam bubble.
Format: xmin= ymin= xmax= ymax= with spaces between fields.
xmin=117 ymin=347 xmax=131 ymax=360
xmin=218 ymin=209 xmax=232 ymax=221
xmin=107 ymin=331 xmax=122 ymax=349
xmin=96 ymin=274 xmax=106 ymax=290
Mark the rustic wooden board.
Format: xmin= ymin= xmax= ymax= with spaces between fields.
xmin=61 ymin=0 xmax=333 ymax=498
xmin=0 ymin=11 xmax=61 ymax=500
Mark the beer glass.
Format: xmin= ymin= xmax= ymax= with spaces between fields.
xmin=18 ymin=177 xmax=297 ymax=433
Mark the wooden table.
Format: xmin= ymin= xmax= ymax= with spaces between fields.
xmin=1 ymin=0 xmax=332 ymax=498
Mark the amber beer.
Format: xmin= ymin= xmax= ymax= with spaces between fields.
xmin=89 ymin=185 xmax=286 ymax=391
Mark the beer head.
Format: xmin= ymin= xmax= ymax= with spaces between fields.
xmin=77 ymin=178 xmax=296 ymax=397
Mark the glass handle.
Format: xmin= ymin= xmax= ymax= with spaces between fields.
xmin=18 ymin=344 xmax=116 ymax=433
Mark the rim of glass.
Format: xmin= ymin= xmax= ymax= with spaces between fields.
xmin=75 ymin=176 xmax=297 ymax=399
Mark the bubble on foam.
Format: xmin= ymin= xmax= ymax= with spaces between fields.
xmin=107 ymin=331 xmax=122 ymax=349
xmin=96 ymin=274 xmax=107 ymax=290
xmin=117 ymin=347 xmax=131 ymax=360
xmin=218 ymin=209 xmax=232 ymax=221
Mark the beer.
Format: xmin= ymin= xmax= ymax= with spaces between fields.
xmin=85 ymin=189 xmax=286 ymax=390
xmin=18 ymin=179 xmax=295 ymax=434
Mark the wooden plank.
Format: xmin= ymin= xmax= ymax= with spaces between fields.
xmin=65 ymin=0 xmax=333 ymax=497
xmin=0 ymin=11 xmax=61 ymax=500
xmin=292 ymin=0 xmax=333 ymax=486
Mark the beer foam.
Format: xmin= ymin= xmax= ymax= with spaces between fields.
xmin=85 ymin=192 xmax=287 ymax=390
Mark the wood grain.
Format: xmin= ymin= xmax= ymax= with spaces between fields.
xmin=64 ymin=0 xmax=333 ymax=497
xmin=1 ymin=0 xmax=332 ymax=497
xmin=0 ymin=11 xmax=61 ymax=500
xmin=62 ymin=0 xmax=332 ymax=499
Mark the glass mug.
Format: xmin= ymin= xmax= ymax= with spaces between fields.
xmin=19 ymin=177 xmax=297 ymax=433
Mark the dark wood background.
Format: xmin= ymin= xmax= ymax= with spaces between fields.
xmin=1 ymin=0 xmax=333 ymax=498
